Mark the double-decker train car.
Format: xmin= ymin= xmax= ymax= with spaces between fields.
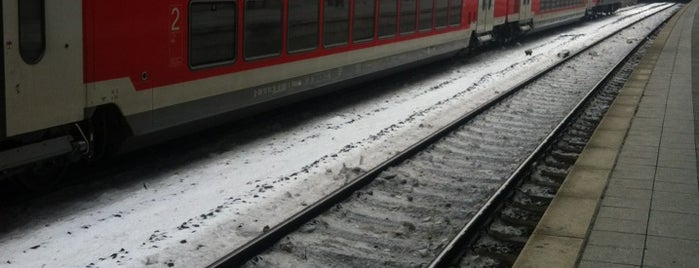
xmin=0 ymin=0 xmax=619 ymax=183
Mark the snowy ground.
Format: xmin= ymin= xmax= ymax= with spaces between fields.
xmin=0 ymin=3 xmax=673 ymax=267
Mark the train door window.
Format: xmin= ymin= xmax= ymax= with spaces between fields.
xmin=323 ymin=0 xmax=350 ymax=47
xmin=245 ymin=0 xmax=283 ymax=60
xmin=18 ymin=0 xmax=45 ymax=64
xmin=288 ymin=0 xmax=319 ymax=53
xmin=353 ymin=0 xmax=376 ymax=42
xmin=189 ymin=1 xmax=237 ymax=68
xmin=400 ymin=0 xmax=417 ymax=34
xmin=434 ymin=0 xmax=447 ymax=28
xmin=418 ymin=0 xmax=433 ymax=31
xmin=449 ymin=0 xmax=461 ymax=26
xmin=378 ymin=0 xmax=397 ymax=38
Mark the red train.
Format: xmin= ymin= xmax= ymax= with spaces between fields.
xmin=0 ymin=0 xmax=619 ymax=183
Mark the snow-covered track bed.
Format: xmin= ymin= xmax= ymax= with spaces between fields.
xmin=210 ymin=4 xmax=679 ymax=268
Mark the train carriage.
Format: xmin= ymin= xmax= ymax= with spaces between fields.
xmin=0 ymin=0 xmax=619 ymax=183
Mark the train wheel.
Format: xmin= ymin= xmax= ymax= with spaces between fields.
xmin=468 ymin=33 xmax=479 ymax=54
xmin=89 ymin=105 xmax=131 ymax=160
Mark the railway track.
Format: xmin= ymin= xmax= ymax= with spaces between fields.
xmin=207 ymin=4 xmax=678 ymax=268
xmin=455 ymin=21 xmax=665 ymax=267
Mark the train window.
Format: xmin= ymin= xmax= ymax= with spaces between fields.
xmin=540 ymin=0 xmax=577 ymax=11
xmin=245 ymin=0 xmax=283 ymax=60
xmin=288 ymin=0 xmax=319 ymax=53
xmin=323 ymin=0 xmax=350 ymax=46
xmin=418 ymin=0 xmax=433 ymax=31
xmin=189 ymin=1 xmax=237 ymax=68
xmin=434 ymin=0 xmax=448 ymax=28
xmin=353 ymin=0 xmax=376 ymax=42
xmin=18 ymin=0 xmax=45 ymax=64
xmin=378 ymin=0 xmax=397 ymax=38
xmin=400 ymin=0 xmax=417 ymax=34
xmin=449 ymin=0 xmax=461 ymax=26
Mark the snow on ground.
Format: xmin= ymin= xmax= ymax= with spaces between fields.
xmin=0 ymin=3 xmax=672 ymax=267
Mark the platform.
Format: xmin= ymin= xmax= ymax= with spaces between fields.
xmin=514 ymin=1 xmax=699 ymax=267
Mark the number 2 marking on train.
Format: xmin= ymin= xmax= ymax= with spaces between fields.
xmin=171 ymin=7 xmax=181 ymax=32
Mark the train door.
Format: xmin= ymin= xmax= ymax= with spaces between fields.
xmin=3 ymin=0 xmax=84 ymax=136
xmin=477 ymin=0 xmax=495 ymax=33
xmin=519 ymin=0 xmax=532 ymax=22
